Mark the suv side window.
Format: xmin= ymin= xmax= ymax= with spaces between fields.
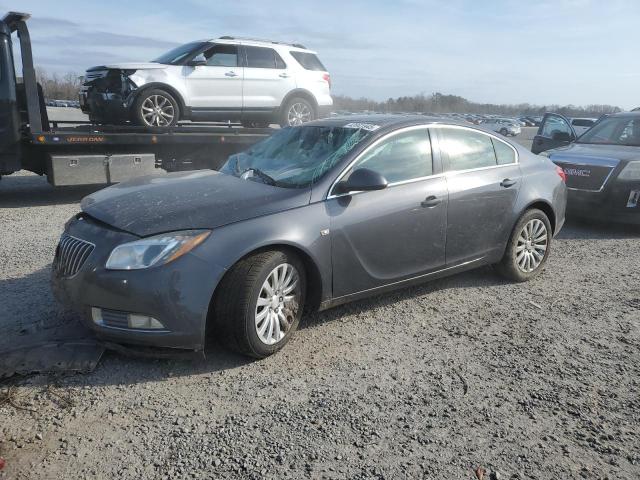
xmin=439 ymin=128 xmax=497 ymax=171
xmin=245 ymin=46 xmax=286 ymax=69
xmin=348 ymin=129 xmax=433 ymax=184
xmin=203 ymin=45 xmax=238 ymax=67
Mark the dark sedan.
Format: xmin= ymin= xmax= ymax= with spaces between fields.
xmin=532 ymin=112 xmax=640 ymax=223
xmin=52 ymin=116 xmax=567 ymax=358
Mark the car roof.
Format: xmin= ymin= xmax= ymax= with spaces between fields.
xmin=309 ymin=114 xmax=471 ymax=129
xmin=207 ymin=37 xmax=313 ymax=52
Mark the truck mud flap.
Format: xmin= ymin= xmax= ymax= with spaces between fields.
xmin=47 ymin=153 xmax=158 ymax=186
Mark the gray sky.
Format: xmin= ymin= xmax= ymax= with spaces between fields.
xmin=6 ymin=0 xmax=639 ymax=108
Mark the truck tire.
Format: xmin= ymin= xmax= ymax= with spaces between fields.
xmin=133 ymin=89 xmax=179 ymax=127
xmin=213 ymin=250 xmax=306 ymax=358
xmin=279 ymin=97 xmax=315 ymax=127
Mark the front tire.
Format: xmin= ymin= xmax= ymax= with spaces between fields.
xmin=133 ymin=89 xmax=179 ymax=127
xmin=280 ymin=97 xmax=315 ymax=127
xmin=499 ymin=128 xmax=508 ymax=136
xmin=496 ymin=209 xmax=552 ymax=282
xmin=213 ymin=250 xmax=306 ymax=358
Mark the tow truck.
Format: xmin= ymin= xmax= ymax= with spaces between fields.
xmin=0 ymin=12 xmax=270 ymax=186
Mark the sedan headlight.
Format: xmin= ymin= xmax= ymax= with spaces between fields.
xmin=105 ymin=230 xmax=210 ymax=270
xmin=618 ymin=161 xmax=640 ymax=180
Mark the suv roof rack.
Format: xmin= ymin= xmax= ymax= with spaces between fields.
xmin=218 ymin=36 xmax=306 ymax=49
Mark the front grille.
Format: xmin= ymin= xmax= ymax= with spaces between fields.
xmin=555 ymin=162 xmax=614 ymax=192
xmin=100 ymin=309 xmax=129 ymax=329
xmin=53 ymin=234 xmax=95 ymax=277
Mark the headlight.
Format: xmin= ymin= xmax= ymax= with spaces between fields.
xmin=618 ymin=161 xmax=640 ymax=180
xmin=105 ymin=230 xmax=210 ymax=270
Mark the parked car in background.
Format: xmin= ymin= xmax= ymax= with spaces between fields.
xmin=532 ymin=112 xmax=640 ymax=224
xmin=480 ymin=118 xmax=522 ymax=136
xmin=80 ymin=37 xmax=333 ymax=127
xmin=518 ymin=117 xmax=536 ymax=127
xmin=52 ymin=115 xmax=566 ymax=358
xmin=569 ymin=117 xmax=597 ymax=135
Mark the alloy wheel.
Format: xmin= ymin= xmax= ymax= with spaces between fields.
xmin=255 ymin=263 xmax=301 ymax=345
xmin=287 ymin=102 xmax=312 ymax=126
xmin=141 ymin=94 xmax=175 ymax=126
xmin=515 ymin=219 xmax=548 ymax=273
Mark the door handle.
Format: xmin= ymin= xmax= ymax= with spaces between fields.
xmin=500 ymin=178 xmax=517 ymax=188
xmin=225 ymin=71 xmax=238 ymax=77
xmin=421 ymin=195 xmax=441 ymax=208
xmin=279 ymin=73 xmax=290 ymax=78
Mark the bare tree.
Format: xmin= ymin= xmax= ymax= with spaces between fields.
xmin=35 ymin=68 xmax=82 ymax=101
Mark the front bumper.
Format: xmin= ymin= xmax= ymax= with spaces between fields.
xmin=565 ymin=181 xmax=640 ymax=224
xmin=51 ymin=215 xmax=226 ymax=351
xmin=80 ymin=88 xmax=131 ymax=124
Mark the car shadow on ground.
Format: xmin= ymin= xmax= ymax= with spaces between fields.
xmin=1 ymin=263 xmax=510 ymax=387
xmin=0 ymin=174 xmax=103 ymax=208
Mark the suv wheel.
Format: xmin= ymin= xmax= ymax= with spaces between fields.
xmin=133 ymin=89 xmax=179 ymax=127
xmin=499 ymin=127 xmax=508 ymax=136
xmin=213 ymin=250 xmax=306 ymax=358
xmin=280 ymin=97 xmax=315 ymax=127
xmin=496 ymin=209 xmax=552 ymax=282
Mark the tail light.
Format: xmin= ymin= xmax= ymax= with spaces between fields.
xmin=556 ymin=165 xmax=567 ymax=183
xmin=322 ymin=73 xmax=331 ymax=89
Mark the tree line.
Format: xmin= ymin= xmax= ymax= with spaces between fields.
xmin=34 ymin=69 xmax=623 ymax=117
xmin=333 ymin=92 xmax=622 ymax=117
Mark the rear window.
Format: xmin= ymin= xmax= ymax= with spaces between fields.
xmin=290 ymin=51 xmax=327 ymax=71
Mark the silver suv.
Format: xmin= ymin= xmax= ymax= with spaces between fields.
xmin=80 ymin=37 xmax=333 ymax=127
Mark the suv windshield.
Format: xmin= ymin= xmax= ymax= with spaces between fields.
xmin=577 ymin=116 xmax=640 ymax=146
xmin=152 ymin=41 xmax=205 ymax=65
xmin=220 ymin=126 xmax=372 ymax=188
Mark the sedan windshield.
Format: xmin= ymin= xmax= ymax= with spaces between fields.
xmin=152 ymin=42 xmax=205 ymax=65
xmin=220 ymin=126 xmax=372 ymax=188
xmin=577 ymin=117 xmax=640 ymax=146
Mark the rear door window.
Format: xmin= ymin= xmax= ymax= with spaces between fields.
xmin=245 ymin=46 xmax=286 ymax=69
xmin=290 ymin=51 xmax=327 ymax=71
xmin=439 ymin=128 xmax=498 ymax=171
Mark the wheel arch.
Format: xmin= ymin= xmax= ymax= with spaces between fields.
xmin=130 ymin=82 xmax=187 ymax=119
xmin=280 ymin=89 xmax=319 ymax=113
xmin=522 ymin=200 xmax=557 ymax=234
xmin=206 ymin=242 xmax=325 ymax=334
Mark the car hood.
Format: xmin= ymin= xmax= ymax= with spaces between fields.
xmin=548 ymin=143 xmax=640 ymax=167
xmin=80 ymin=170 xmax=311 ymax=237
xmin=88 ymin=62 xmax=168 ymax=71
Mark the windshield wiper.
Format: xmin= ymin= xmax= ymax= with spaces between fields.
xmin=240 ymin=168 xmax=278 ymax=186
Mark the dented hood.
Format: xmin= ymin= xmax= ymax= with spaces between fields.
xmin=88 ymin=62 xmax=168 ymax=71
xmin=80 ymin=171 xmax=311 ymax=237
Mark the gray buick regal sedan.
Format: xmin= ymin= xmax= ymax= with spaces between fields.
xmin=52 ymin=116 xmax=567 ymax=358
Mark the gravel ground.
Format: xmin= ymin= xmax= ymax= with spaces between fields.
xmin=1 ymin=131 xmax=639 ymax=479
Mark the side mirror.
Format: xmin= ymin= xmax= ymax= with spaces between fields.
xmin=188 ymin=54 xmax=207 ymax=67
xmin=552 ymin=131 xmax=573 ymax=142
xmin=334 ymin=168 xmax=388 ymax=195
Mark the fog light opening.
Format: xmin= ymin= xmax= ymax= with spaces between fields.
xmin=128 ymin=314 xmax=165 ymax=330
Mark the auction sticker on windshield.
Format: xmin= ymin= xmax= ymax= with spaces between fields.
xmin=343 ymin=123 xmax=380 ymax=131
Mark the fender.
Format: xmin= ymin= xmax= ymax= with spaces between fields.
xmin=279 ymin=88 xmax=319 ymax=112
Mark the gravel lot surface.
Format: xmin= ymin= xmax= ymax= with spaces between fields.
xmin=1 ymin=131 xmax=638 ymax=479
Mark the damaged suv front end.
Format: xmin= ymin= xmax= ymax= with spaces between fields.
xmin=79 ymin=62 xmax=176 ymax=124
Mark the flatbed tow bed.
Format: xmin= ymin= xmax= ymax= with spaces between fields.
xmin=1 ymin=12 xmax=270 ymax=187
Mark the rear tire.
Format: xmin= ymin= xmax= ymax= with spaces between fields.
xmin=495 ymin=209 xmax=552 ymax=282
xmin=279 ymin=97 xmax=315 ymax=127
xmin=213 ymin=250 xmax=306 ymax=358
xmin=499 ymin=128 xmax=508 ymax=136
xmin=133 ymin=88 xmax=179 ymax=127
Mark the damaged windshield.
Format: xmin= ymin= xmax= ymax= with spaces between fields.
xmin=152 ymin=41 xmax=206 ymax=65
xmin=220 ymin=126 xmax=373 ymax=188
